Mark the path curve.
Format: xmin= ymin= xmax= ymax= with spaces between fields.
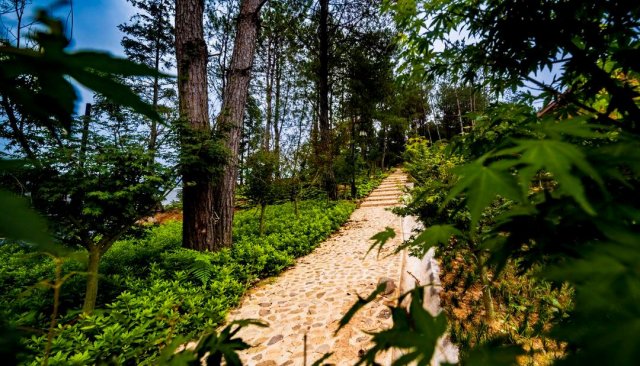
xmin=227 ymin=170 xmax=408 ymax=366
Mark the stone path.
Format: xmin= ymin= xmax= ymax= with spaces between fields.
xmin=226 ymin=170 xmax=408 ymax=366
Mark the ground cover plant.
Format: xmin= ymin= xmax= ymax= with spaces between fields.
xmin=0 ymin=199 xmax=355 ymax=365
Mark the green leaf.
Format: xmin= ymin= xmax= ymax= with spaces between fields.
xmin=70 ymin=70 xmax=161 ymax=123
xmin=366 ymin=227 xmax=396 ymax=257
xmin=336 ymin=283 xmax=386 ymax=335
xmin=0 ymin=190 xmax=50 ymax=248
xmin=462 ymin=338 xmax=524 ymax=366
xmin=537 ymin=117 xmax=608 ymax=139
xmin=445 ymin=157 xmax=522 ymax=228
xmin=68 ymin=51 xmax=170 ymax=78
xmin=499 ymin=139 xmax=602 ymax=215
xmin=402 ymin=225 xmax=463 ymax=256
xmin=353 ymin=287 xmax=448 ymax=366
xmin=195 ymin=319 xmax=268 ymax=366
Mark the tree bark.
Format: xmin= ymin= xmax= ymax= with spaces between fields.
xmin=264 ymin=38 xmax=273 ymax=151
xmin=82 ymin=244 xmax=101 ymax=313
xmin=79 ymin=103 xmax=92 ymax=168
xmin=212 ymin=0 xmax=264 ymax=248
xmin=175 ymin=0 xmax=216 ymax=251
xmin=476 ymin=252 xmax=495 ymax=322
xmin=350 ymin=114 xmax=357 ymax=199
xmin=273 ymin=43 xmax=283 ymax=175
xmin=259 ymin=202 xmax=267 ymax=236
xmin=318 ymin=0 xmax=337 ymax=200
xmin=456 ymin=90 xmax=464 ymax=134
xmin=149 ymin=28 xmax=160 ymax=159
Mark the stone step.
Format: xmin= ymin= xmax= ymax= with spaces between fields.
xmin=371 ymin=193 xmax=400 ymax=197
xmin=364 ymin=197 xmax=398 ymax=203
xmin=360 ymin=202 xmax=402 ymax=208
xmin=368 ymin=193 xmax=400 ymax=198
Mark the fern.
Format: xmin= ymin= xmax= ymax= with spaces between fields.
xmin=187 ymin=259 xmax=215 ymax=286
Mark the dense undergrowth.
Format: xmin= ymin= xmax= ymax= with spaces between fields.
xmin=0 ymin=199 xmax=356 ymax=365
xmin=400 ymin=138 xmax=573 ymax=364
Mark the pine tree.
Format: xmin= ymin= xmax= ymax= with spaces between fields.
xmin=118 ymin=0 xmax=175 ymax=158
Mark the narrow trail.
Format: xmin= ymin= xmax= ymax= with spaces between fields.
xmin=227 ymin=169 xmax=409 ymax=366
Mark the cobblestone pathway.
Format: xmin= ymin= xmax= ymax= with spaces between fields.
xmin=226 ymin=169 xmax=408 ymax=366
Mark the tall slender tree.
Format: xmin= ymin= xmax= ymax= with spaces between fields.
xmin=119 ymin=0 xmax=175 ymax=160
xmin=317 ymin=0 xmax=337 ymax=199
xmin=175 ymin=0 xmax=216 ymax=250
xmin=212 ymin=0 xmax=266 ymax=248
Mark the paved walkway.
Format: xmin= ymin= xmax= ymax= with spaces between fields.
xmin=226 ymin=170 xmax=408 ymax=365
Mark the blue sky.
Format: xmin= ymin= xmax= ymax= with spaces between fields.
xmin=65 ymin=0 xmax=135 ymax=55
xmin=2 ymin=1 xmax=137 ymax=110
xmin=1 ymin=0 xmax=136 ymax=54
xmin=61 ymin=1 xmax=137 ymax=107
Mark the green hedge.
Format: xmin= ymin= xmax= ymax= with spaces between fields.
xmin=0 ymin=199 xmax=356 ymax=365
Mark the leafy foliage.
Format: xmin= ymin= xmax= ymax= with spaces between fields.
xmin=1 ymin=199 xmax=356 ymax=364
xmin=376 ymin=0 xmax=640 ymax=364
xmin=367 ymin=226 xmax=396 ymax=257
xmin=339 ymin=286 xmax=448 ymax=366
xmin=0 ymin=10 xmax=163 ymax=129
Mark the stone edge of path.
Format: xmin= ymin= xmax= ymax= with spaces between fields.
xmin=392 ymin=182 xmax=459 ymax=365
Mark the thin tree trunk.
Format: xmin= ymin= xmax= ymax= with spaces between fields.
xmin=148 ymin=30 xmax=160 ymax=159
xmin=264 ymin=38 xmax=273 ymax=151
xmin=79 ymin=103 xmax=92 ymax=168
xmin=318 ymin=0 xmax=337 ymax=200
xmin=239 ymin=115 xmax=246 ymax=186
xmin=176 ymin=0 xmax=215 ymax=251
xmin=273 ymin=43 xmax=283 ymax=176
xmin=456 ymin=91 xmax=464 ymax=134
xmin=82 ymin=244 xmax=101 ymax=313
xmin=213 ymin=0 xmax=265 ymax=248
xmin=350 ymin=114 xmax=356 ymax=199
xmin=259 ymin=203 xmax=267 ymax=236
xmin=1 ymin=94 xmax=38 ymax=163
xmin=14 ymin=0 xmax=25 ymax=48
xmin=476 ymin=252 xmax=495 ymax=322
xmin=381 ymin=123 xmax=388 ymax=170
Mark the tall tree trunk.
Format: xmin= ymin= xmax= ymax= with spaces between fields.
xmin=381 ymin=122 xmax=388 ymax=170
xmin=350 ymin=114 xmax=357 ymax=198
xmin=264 ymin=38 xmax=273 ymax=151
xmin=273 ymin=45 xmax=285 ymax=177
xmin=82 ymin=244 xmax=101 ymax=313
xmin=1 ymin=94 xmax=38 ymax=163
xmin=213 ymin=0 xmax=264 ymax=248
xmin=456 ymin=90 xmax=464 ymax=134
xmin=79 ymin=103 xmax=92 ymax=168
xmin=148 ymin=28 xmax=161 ymax=159
xmin=239 ymin=115 xmax=246 ymax=186
xmin=175 ymin=0 xmax=215 ymax=251
xmin=318 ymin=0 xmax=337 ymax=200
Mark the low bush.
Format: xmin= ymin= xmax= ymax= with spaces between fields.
xmin=1 ymin=199 xmax=356 ymax=365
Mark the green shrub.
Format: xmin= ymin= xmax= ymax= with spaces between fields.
xmin=2 ymin=199 xmax=356 ymax=365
